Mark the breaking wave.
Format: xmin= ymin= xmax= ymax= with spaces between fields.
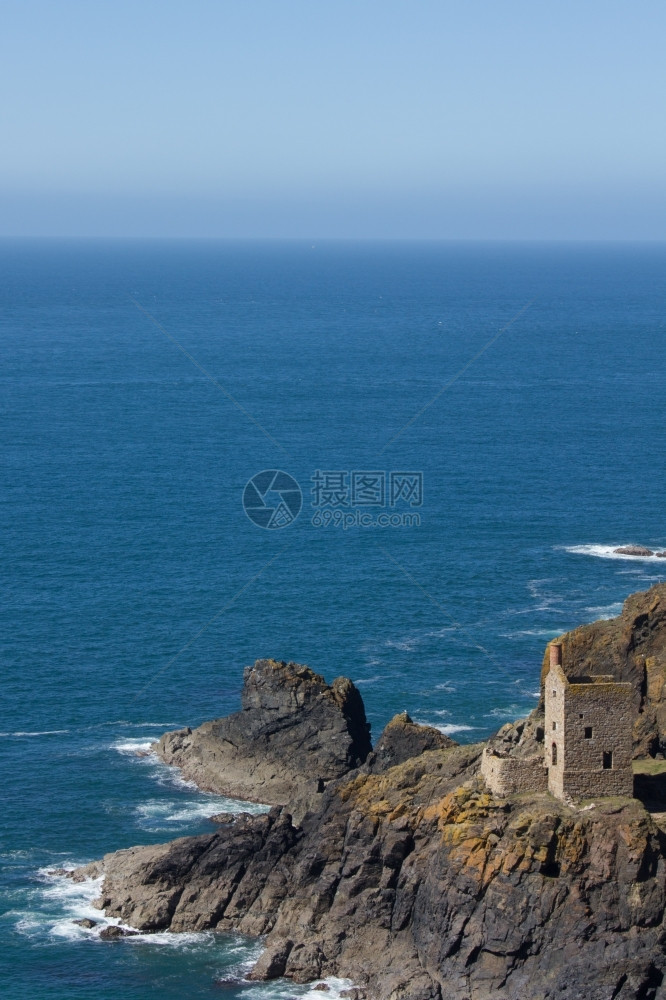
xmin=13 ymin=867 xmax=234 ymax=952
xmin=562 ymin=543 xmax=664 ymax=562
xmin=135 ymin=796 xmax=269 ymax=832
xmin=414 ymin=720 xmax=477 ymax=735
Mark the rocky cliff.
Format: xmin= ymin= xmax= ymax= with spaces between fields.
xmin=74 ymin=584 xmax=666 ymax=1000
xmin=540 ymin=582 xmax=666 ymax=756
xmin=154 ymin=658 xmax=372 ymax=822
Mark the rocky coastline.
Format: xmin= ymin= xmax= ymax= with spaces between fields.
xmin=152 ymin=658 xmax=372 ymax=824
xmin=71 ymin=583 xmax=666 ymax=1000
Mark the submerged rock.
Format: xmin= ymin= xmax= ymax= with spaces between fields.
xmin=99 ymin=925 xmax=138 ymax=939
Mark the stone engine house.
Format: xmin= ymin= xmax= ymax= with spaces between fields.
xmin=544 ymin=642 xmax=634 ymax=800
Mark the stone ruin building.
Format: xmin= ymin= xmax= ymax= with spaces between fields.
xmin=481 ymin=640 xmax=634 ymax=801
xmin=544 ymin=641 xmax=634 ymax=799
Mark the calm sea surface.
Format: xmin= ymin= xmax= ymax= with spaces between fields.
xmin=1 ymin=240 xmax=665 ymax=998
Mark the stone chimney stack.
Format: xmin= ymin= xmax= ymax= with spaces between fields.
xmin=549 ymin=642 xmax=563 ymax=668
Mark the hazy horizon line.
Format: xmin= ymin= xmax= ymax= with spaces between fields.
xmin=1 ymin=235 xmax=665 ymax=244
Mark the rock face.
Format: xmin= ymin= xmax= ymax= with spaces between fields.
xmin=366 ymin=711 xmax=456 ymax=773
xmin=154 ymin=659 xmax=372 ymax=822
xmin=79 ymin=585 xmax=666 ymax=999
xmin=614 ymin=545 xmax=654 ymax=557
xmin=84 ymin=746 xmax=666 ymax=1000
xmin=540 ymin=582 xmax=666 ymax=756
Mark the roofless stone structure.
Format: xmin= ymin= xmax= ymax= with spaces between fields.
xmin=481 ymin=640 xmax=634 ymax=801
xmin=544 ymin=641 xmax=633 ymax=800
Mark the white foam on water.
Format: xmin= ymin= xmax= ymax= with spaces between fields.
xmin=484 ymin=704 xmax=526 ymax=720
xmin=217 ymin=942 xmax=356 ymax=997
xmin=353 ymin=675 xmax=381 ymax=686
xmin=128 ymin=928 xmax=220 ymax=949
xmin=135 ymin=795 xmax=269 ymax=832
xmin=14 ymin=867 xmax=108 ymax=942
xmin=303 ymin=977 xmax=356 ymax=998
xmin=438 ymin=724 xmax=476 ymax=735
xmin=20 ymin=868 xmax=225 ymax=949
xmin=6 ymin=730 xmax=70 ymax=737
xmin=416 ymin=720 xmax=476 ymax=735
xmin=83 ymin=720 xmax=181 ymax=730
xmin=585 ymin=602 xmax=624 ymax=619
xmin=525 ymin=578 xmax=565 ymax=612
xmin=426 ymin=626 xmax=458 ymax=637
xmin=500 ymin=629 xmax=565 ymax=638
xmin=164 ymin=770 xmax=202 ymax=791
xmin=216 ymin=937 xmax=265 ymax=985
xmin=110 ymin=735 xmax=200 ymax=791
xmin=108 ymin=735 xmax=269 ymax=830
xmin=385 ymin=636 xmax=421 ymax=651
xmin=241 ymin=976 xmax=356 ymax=999
xmin=435 ymin=681 xmax=457 ymax=692
xmin=111 ymin=737 xmax=156 ymax=755
xmin=562 ymin=543 xmax=661 ymax=562
xmin=1 ymin=848 xmax=35 ymax=861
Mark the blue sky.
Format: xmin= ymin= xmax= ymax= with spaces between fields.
xmin=1 ymin=0 xmax=664 ymax=238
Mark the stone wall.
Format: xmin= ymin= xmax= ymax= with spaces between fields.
xmin=560 ymin=679 xmax=634 ymax=797
xmin=559 ymin=766 xmax=634 ymax=799
xmin=480 ymin=747 xmax=547 ymax=797
xmin=544 ymin=663 xmax=567 ymax=798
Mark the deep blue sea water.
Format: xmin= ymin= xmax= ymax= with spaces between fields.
xmin=1 ymin=240 xmax=665 ymax=998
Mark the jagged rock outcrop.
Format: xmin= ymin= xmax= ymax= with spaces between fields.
xmin=365 ymin=711 xmax=456 ymax=773
xmin=75 ymin=585 xmax=666 ymax=999
xmin=540 ymin=582 xmax=666 ymax=756
xmin=154 ymin=659 xmax=372 ymax=822
xmin=81 ymin=744 xmax=666 ymax=1000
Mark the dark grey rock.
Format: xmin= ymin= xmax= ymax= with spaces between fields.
xmin=99 ymin=924 xmax=138 ymax=939
xmin=367 ymin=711 xmax=455 ymax=773
xmin=77 ymin=584 xmax=666 ymax=999
xmin=154 ymin=660 xmax=371 ymax=823
xmin=84 ymin=741 xmax=666 ymax=997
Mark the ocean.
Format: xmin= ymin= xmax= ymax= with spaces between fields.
xmin=1 ymin=239 xmax=665 ymax=998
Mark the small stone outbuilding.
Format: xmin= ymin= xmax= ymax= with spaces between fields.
xmin=479 ymin=712 xmax=547 ymax=797
xmin=544 ymin=642 xmax=634 ymax=800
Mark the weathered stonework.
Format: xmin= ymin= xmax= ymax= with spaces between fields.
xmin=544 ymin=643 xmax=634 ymax=800
xmin=480 ymin=745 xmax=547 ymax=796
